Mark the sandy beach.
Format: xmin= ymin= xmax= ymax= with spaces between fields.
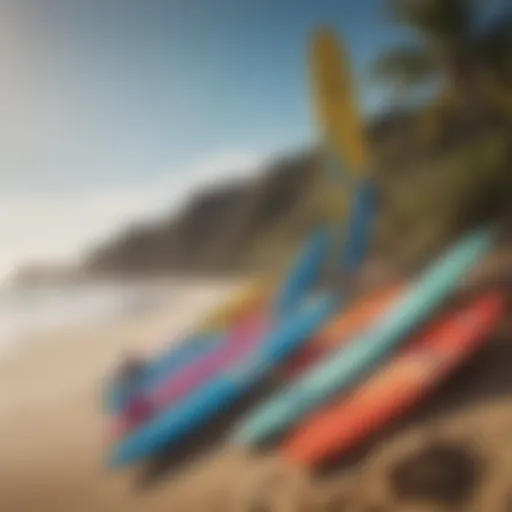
xmin=0 ymin=278 xmax=253 ymax=512
xmin=1 ymin=256 xmax=512 ymax=512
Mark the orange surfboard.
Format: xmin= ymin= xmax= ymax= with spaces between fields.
xmin=283 ymin=283 xmax=403 ymax=377
xmin=283 ymin=291 xmax=506 ymax=466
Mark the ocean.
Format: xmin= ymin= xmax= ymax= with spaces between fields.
xmin=0 ymin=280 xmax=172 ymax=359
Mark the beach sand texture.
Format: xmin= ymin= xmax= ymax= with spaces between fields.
xmin=1 ymin=260 xmax=512 ymax=511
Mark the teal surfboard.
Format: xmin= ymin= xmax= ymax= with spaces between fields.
xmin=232 ymin=227 xmax=494 ymax=444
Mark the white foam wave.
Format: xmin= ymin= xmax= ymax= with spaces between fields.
xmin=0 ymin=282 xmax=169 ymax=357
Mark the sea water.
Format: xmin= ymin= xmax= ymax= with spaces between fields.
xmin=0 ymin=280 xmax=171 ymax=359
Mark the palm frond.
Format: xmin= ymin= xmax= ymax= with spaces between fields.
xmin=478 ymin=12 xmax=512 ymax=81
xmin=390 ymin=0 xmax=477 ymax=41
xmin=372 ymin=46 xmax=437 ymax=87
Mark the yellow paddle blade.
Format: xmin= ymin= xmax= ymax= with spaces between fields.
xmin=310 ymin=27 xmax=369 ymax=174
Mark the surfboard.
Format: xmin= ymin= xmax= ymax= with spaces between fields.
xmin=105 ymin=228 xmax=332 ymax=413
xmin=108 ymin=25 xmax=381 ymax=468
xmin=310 ymin=28 xmax=368 ymax=175
xmin=109 ymin=165 xmax=381 ymax=465
xmin=283 ymin=282 xmax=403 ymax=377
xmin=310 ymin=28 xmax=375 ymax=271
xmin=110 ymin=308 xmax=268 ymax=440
xmin=201 ymin=279 xmax=272 ymax=331
xmin=109 ymin=293 xmax=338 ymax=467
xmin=105 ymin=333 xmax=226 ymax=412
xmin=283 ymin=292 xmax=505 ymax=465
xmin=110 ymin=281 xmax=403 ymax=441
xmin=104 ymin=280 xmax=271 ymax=411
xmin=231 ymin=227 xmax=495 ymax=445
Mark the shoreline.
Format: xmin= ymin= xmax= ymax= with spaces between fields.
xmin=0 ymin=277 xmax=247 ymax=511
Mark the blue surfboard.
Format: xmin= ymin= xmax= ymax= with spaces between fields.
xmin=109 ymin=293 xmax=339 ymax=467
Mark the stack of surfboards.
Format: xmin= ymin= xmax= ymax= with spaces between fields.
xmin=104 ymin=27 xmax=503 ymax=471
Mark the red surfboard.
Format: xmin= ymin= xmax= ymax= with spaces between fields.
xmin=283 ymin=291 xmax=506 ymax=466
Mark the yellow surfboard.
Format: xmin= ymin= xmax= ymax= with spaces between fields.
xmin=309 ymin=27 xmax=372 ymax=267
xmin=310 ymin=28 xmax=369 ymax=175
xmin=192 ymin=28 xmax=371 ymax=334
xmin=201 ymin=277 xmax=273 ymax=331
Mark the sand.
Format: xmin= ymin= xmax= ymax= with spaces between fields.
xmin=1 ymin=258 xmax=512 ymax=511
xmin=0 ymin=278 xmax=252 ymax=512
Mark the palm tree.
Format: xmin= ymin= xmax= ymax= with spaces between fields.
xmin=373 ymin=0 xmax=511 ymax=121
xmin=478 ymin=11 xmax=512 ymax=113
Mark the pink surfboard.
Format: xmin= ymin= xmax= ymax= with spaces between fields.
xmin=111 ymin=309 xmax=268 ymax=439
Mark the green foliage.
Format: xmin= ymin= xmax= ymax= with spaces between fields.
xmin=372 ymin=46 xmax=437 ymax=87
xmin=374 ymin=124 xmax=512 ymax=265
xmin=390 ymin=0 xmax=475 ymax=41
xmin=375 ymin=0 xmax=510 ymax=113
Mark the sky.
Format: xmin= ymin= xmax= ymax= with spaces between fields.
xmin=0 ymin=0 xmax=438 ymax=280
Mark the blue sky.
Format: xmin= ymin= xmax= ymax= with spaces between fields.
xmin=0 ymin=0 xmax=487 ymax=278
xmin=1 ymin=0 xmax=411 ymax=191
